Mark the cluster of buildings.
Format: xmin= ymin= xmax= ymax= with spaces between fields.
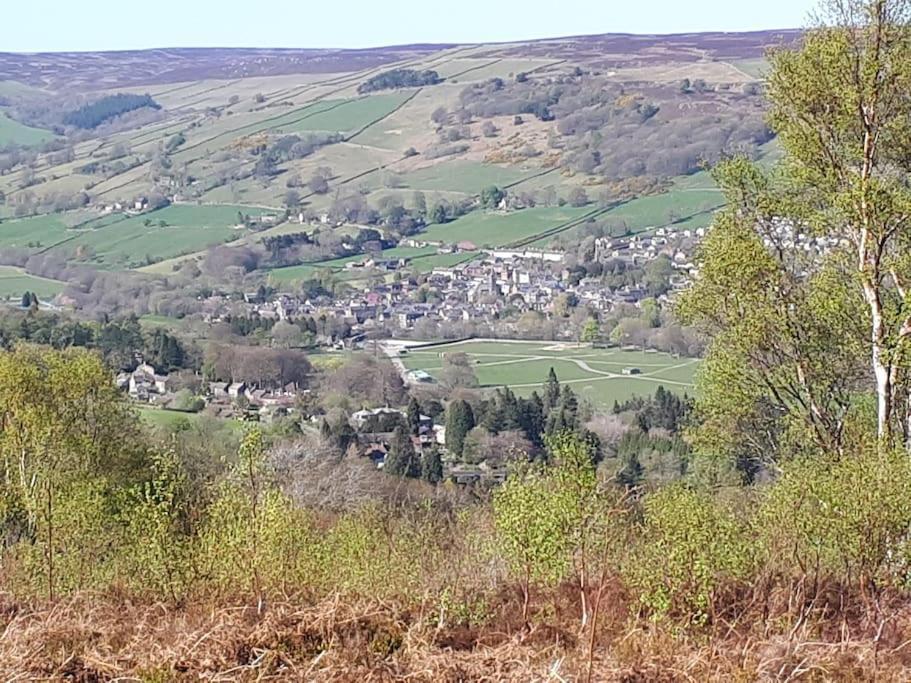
xmin=234 ymin=241 xmax=691 ymax=338
xmin=116 ymin=361 xmax=301 ymax=420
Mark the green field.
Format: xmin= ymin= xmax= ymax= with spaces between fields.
xmin=400 ymin=340 xmax=698 ymax=408
xmin=0 ymin=111 xmax=56 ymax=147
xmin=268 ymin=245 xmax=439 ymax=283
xmin=420 ymin=205 xmax=595 ymax=248
xmin=283 ymin=93 xmax=411 ymax=135
xmin=409 ymin=251 xmax=480 ymax=272
xmin=0 ymin=205 xmax=265 ymax=270
xmin=400 ymin=162 xmax=534 ymax=195
xmin=0 ymin=266 xmax=65 ymax=298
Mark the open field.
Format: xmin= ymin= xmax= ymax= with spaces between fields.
xmin=420 ymin=205 xmax=595 ymax=248
xmin=398 ymin=161 xmax=536 ymax=195
xmin=268 ymin=245 xmax=440 ymax=283
xmin=0 ymin=111 xmax=55 ymax=147
xmin=400 ymin=339 xmax=698 ymax=408
xmin=0 ymin=266 xmax=65 ymax=299
xmin=0 ymin=205 xmax=265 ymax=270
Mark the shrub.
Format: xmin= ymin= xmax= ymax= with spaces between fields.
xmin=761 ymin=448 xmax=911 ymax=590
xmin=625 ymin=484 xmax=755 ymax=626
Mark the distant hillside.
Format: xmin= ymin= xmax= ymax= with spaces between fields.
xmin=0 ymin=29 xmax=793 ymax=297
xmin=0 ymin=30 xmax=799 ymax=90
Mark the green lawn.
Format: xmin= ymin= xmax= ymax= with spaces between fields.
xmin=0 ymin=110 xmax=56 ymax=147
xmin=0 ymin=266 xmax=65 ymax=299
xmin=420 ymin=205 xmax=595 ymax=248
xmin=0 ymin=213 xmax=80 ymax=249
xmin=401 ymin=340 xmax=698 ymax=408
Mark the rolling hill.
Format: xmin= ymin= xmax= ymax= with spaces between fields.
xmin=0 ymin=30 xmax=795 ymax=290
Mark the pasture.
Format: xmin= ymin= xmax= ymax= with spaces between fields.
xmin=0 ymin=205 xmax=261 ymax=270
xmin=268 ymin=245 xmax=439 ymax=284
xmin=0 ymin=266 xmax=65 ymax=299
xmin=420 ymin=205 xmax=595 ymax=248
xmin=0 ymin=111 xmax=55 ymax=147
xmin=400 ymin=339 xmax=698 ymax=408
xmin=399 ymin=161 xmax=534 ymax=196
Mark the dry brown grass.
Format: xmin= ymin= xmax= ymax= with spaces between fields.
xmin=2 ymin=584 xmax=911 ymax=681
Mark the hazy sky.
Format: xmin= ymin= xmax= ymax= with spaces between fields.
xmin=6 ymin=0 xmax=817 ymax=53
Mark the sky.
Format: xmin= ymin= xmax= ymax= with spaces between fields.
xmin=5 ymin=0 xmax=818 ymax=53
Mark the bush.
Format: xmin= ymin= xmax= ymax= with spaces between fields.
xmin=625 ymin=484 xmax=755 ymax=625
xmin=761 ymin=448 xmax=911 ymax=589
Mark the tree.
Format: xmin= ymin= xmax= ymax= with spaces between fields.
xmin=385 ymin=425 xmax=419 ymax=477
xmin=764 ymin=0 xmax=911 ymax=445
xmin=431 ymin=106 xmax=448 ymax=126
xmin=421 ymin=445 xmax=443 ymax=484
xmin=580 ymin=319 xmax=600 ymax=343
xmin=544 ymin=367 xmax=561 ymax=412
xmin=283 ymin=189 xmax=301 ymax=210
xmin=644 ymin=256 xmax=674 ymax=297
xmin=679 ymin=0 xmax=911 ymax=453
xmin=568 ymin=187 xmax=589 ymax=207
xmin=445 ymin=399 xmax=475 ymax=457
xmin=308 ymin=175 xmax=330 ymax=195
xmin=0 ymin=345 xmax=143 ymax=598
xmin=440 ymin=352 xmax=478 ymax=389
xmin=407 ymin=396 xmax=422 ymax=435
xmin=481 ymin=121 xmax=498 ymax=138
xmin=481 ymin=185 xmax=506 ymax=209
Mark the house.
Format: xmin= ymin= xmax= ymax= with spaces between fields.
xmin=126 ymin=363 xmax=169 ymax=402
xmin=227 ymin=382 xmax=247 ymax=399
xmin=352 ymin=407 xmax=406 ymax=432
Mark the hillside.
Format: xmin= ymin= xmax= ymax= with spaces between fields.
xmin=0 ymin=31 xmax=795 ymax=299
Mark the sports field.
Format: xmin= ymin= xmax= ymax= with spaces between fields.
xmin=400 ymin=339 xmax=698 ymax=408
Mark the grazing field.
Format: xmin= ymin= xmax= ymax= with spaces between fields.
xmin=0 ymin=205 xmax=263 ymax=270
xmin=267 ymin=245 xmax=439 ymax=283
xmin=0 ymin=111 xmax=55 ymax=147
xmin=0 ymin=266 xmax=65 ymax=299
xmin=420 ymin=205 xmax=595 ymax=247
xmin=399 ymin=161 xmax=535 ymax=195
xmin=400 ymin=339 xmax=698 ymax=408
xmin=409 ymin=250 xmax=480 ymax=272
xmin=284 ymin=93 xmax=411 ymax=135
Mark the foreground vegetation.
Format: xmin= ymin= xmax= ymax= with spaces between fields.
xmin=0 ymin=345 xmax=910 ymax=679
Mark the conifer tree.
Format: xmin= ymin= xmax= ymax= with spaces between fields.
xmin=421 ymin=444 xmax=443 ymax=484
xmin=386 ymin=425 xmax=419 ymax=477
xmin=544 ymin=367 xmax=560 ymax=412
xmin=445 ymin=399 xmax=475 ymax=457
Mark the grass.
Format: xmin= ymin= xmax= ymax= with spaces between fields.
xmin=399 ymin=161 xmax=534 ymax=195
xmin=0 ymin=110 xmax=55 ymax=147
xmin=281 ymin=93 xmax=411 ymax=135
xmin=0 ymin=266 xmax=65 ymax=299
xmin=408 ymin=251 xmax=480 ymax=272
xmin=401 ymin=339 xmax=698 ymax=408
xmin=0 ymin=205 xmax=266 ymax=270
xmin=420 ymin=205 xmax=595 ymax=248
xmin=71 ymin=204 xmax=264 ymax=269
xmin=268 ymin=245 xmax=439 ymax=283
